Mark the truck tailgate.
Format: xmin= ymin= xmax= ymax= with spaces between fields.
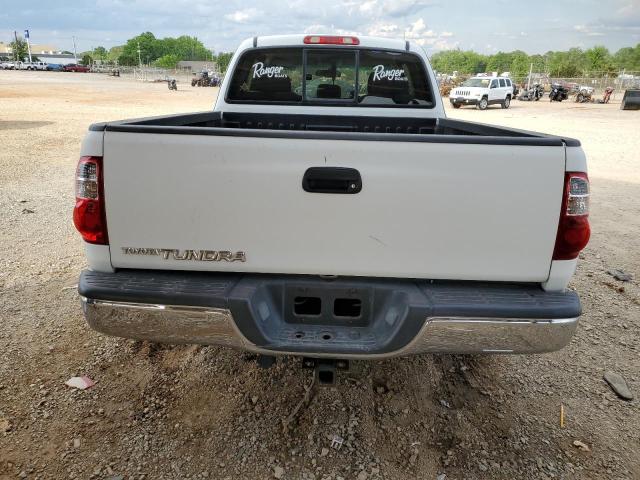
xmin=103 ymin=132 xmax=565 ymax=281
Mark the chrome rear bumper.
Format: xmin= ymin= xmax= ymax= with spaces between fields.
xmin=81 ymin=296 xmax=578 ymax=358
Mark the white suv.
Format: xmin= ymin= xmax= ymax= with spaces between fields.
xmin=450 ymin=76 xmax=514 ymax=110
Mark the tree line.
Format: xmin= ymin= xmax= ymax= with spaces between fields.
xmin=78 ymin=32 xmax=234 ymax=71
xmin=430 ymin=44 xmax=640 ymax=77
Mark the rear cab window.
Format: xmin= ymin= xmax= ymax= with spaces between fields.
xmin=227 ymin=48 xmax=303 ymax=102
xmin=226 ymin=47 xmax=434 ymax=108
xmin=306 ymin=50 xmax=356 ymax=101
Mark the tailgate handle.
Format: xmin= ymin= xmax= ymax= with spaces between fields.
xmin=302 ymin=167 xmax=362 ymax=194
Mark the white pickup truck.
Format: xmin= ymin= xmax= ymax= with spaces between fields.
xmin=75 ymin=35 xmax=590 ymax=366
xmin=16 ymin=61 xmax=49 ymax=71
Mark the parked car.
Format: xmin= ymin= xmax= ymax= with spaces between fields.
xmin=16 ymin=61 xmax=49 ymax=70
xmin=449 ymin=75 xmax=514 ymax=110
xmin=74 ymin=34 xmax=589 ymax=380
xmin=63 ymin=64 xmax=90 ymax=72
xmin=46 ymin=63 xmax=65 ymax=71
xmin=1 ymin=61 xmax=16 ymax=70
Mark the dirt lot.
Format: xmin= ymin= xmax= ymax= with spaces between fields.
xmin=1 ymin=70 xmax=639 ymax=480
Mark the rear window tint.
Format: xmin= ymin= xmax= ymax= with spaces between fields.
xmin=358 ymin=50 xmax=432 ymax=106
xmin=227 ymin=48 xmax=303 ymax=103
xmin=306 ymin=50 xmax=356 ymax=101
xmin=226 ymin=47 xmax=433 ymax=108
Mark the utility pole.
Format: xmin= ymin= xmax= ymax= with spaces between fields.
xmin=137 ymin=42 xmax=142 ymax=67
xmin=13 ymin=31 xmax=19 ymax=62
xmin=527 ymin=63 xmax=533 ymax=91
xmin=72 ymin=36 xmax=78 ymax=63
xmin=24 ymin=29 xmax=32 ymax=62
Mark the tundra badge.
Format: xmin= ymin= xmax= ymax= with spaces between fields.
xmin=121 ymin=248 xmax=246 ymax=262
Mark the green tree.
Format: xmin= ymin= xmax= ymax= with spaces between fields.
xmin=93 ymin=46 xmax=107 ymax=61
xmin=545 ymin=49 xmax=585 ymax=77
xmin=80 ymin=54 xmax=93 ymax=66
xmin=584 ymin=45 xmax=613 ymax=74
xmin=584 ymin=45 xmax=611 ymax=72
xmin=509 ymin=50 xmax=530 ymax=77
xmin=155 ymin=54 xmax=180 ymax=69
xmin=215 ymin=52 xmax=234 ymax=72
xmin=164 ymin=36 xmax=211 ymax=60
xmin=486 ymin=51 xmax=513 ymax=73
xmin=107 ymin=46 xmax=123 ymax=63
xmin=430 ymin=49 xmax=487 ymax=74
xmin=116 ymin=32 xmax=212 ymax=65
xmin=9 ymin=37 xmax=28 ymax=61
xmin=613 ymin=44 xmax=640 ymax=71
xmin=118 ymin=32 xmax=161 ymax=66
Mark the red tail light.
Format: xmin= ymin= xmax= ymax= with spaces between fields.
xmin=73 ymin=156 xmax=108 ymax=244
xmin=552 ymin=172 xmax=590 ymax=260
xmin=303 ymin=35 xmax=360 ymax=45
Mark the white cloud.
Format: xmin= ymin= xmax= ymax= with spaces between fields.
xmin=381 ymin=0 xmax=437 ymax=17
xmin=224 ymin=8 xmax=260 ymax=23
xmin=573 ymin=24 xmax=605 ymax=36
xmin=303 ymin=24 xmax=360 ymax=36
xmin=367 ymin=18 xmax=456 ymax=50
xmin=359 ymin=0 xmax=377 ymax=15
xmin=367 ymin=23 xmax=401 ymax=36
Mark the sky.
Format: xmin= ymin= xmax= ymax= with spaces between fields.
xmin=0 ymin=0 xmax=638 ymax=55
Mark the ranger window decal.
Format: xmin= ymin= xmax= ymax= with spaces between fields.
xmin=251 ymin=62 xmax=287 ymax=79
xmin=371 ymin=65 xmax=407 ymax=81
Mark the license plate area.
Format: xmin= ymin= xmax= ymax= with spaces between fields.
xmin=284 ymin=284 xmax=371 ymax=327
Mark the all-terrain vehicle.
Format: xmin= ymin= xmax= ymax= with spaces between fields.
xmin=549 ymin=83 xmax=569 ymax=102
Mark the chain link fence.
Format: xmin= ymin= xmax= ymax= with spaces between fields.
xmin=90 ymin=64 xmax=220 ymax=85
xmin=438 ymin=71 xmax=640 ymax=102
xmin=510 ymin=73 xmax=640 ymax=101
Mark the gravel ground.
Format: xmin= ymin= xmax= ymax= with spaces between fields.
xmin=0 ymin=70 xmax=639 ymax=480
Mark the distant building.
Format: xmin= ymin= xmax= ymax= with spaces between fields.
xmin=0 ymin=42 xmax=12 ymax=59
xmin=35 ymin=53 xmax=76 ymax=65
xmin=30 ymin=43 xmax=63 ymax=54
xmin=0 ymin=42 xmax=75 ymax=64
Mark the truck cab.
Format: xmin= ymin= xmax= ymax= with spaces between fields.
xmin=450 ymin=75 xmax=514 ymax=110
